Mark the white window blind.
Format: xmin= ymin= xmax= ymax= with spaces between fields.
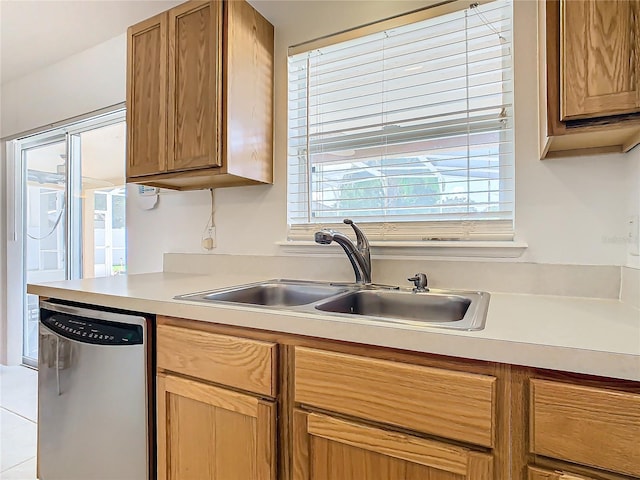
xmin=287 ymin=0 xmax=514 ymax=241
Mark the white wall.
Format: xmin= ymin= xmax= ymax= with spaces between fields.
xmin=126 ymin=0 xmax=636 ymax=272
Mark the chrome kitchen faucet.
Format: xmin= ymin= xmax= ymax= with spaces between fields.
xmin=315 ymin=219 xmax=372 ymax=284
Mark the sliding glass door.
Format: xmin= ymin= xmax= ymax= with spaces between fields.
xmin=15 ymin=110 xmax=126 ymax=365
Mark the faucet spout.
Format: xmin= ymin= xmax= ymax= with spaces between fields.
xmin=314 ymin=219 xmax=372 ymax=284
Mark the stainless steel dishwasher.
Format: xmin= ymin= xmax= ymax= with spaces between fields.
xmin=38 ymin=300 xmax=154 ymax=480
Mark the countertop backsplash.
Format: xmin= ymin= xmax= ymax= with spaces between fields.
xmin=162 ymin=253 xmax=622 ymax=300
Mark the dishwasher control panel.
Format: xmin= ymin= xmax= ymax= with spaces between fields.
xmin=41 ymin=313 xmax=144 ymax=346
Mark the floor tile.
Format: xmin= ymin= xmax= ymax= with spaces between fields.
xmin=0 ymin=456 xmax=36 ymax=479
xmin=0 ymin=409 xmax=37 ymax=473
xmin=0 ymin=367 xmax=37 ymax=423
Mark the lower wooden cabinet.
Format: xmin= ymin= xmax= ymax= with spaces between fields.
xmin=529 ymin=378 xmax=640 ymax=478
xmin=292 ymin=410 xmax=493 ymax=480
xmin=527 ymin=465 xmax=627 ymax=480
xmin=157 ymin=373 xmax=276 ymax=480
xmin=155 ymin=316 xmax=640 ymax=480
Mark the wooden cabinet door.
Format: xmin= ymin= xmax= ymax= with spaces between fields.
xmin=127 ymin=13 xmax=168 ymax=178
xmin=157 ymin=373 xmax=276 ymax=480
xmin=529 ymin=379 xmax=640 ymax=477
xmin=561 ymin=0 xmax=640 ymax=120
xmin=293 ymin=410 xmax=493 ymax=480
xmin=528 ymin=465 xmax=615 ymax=480
xmin=167 ymin=1 xmax=223 ymax=173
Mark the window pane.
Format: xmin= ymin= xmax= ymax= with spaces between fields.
xmin=288 ymin=0 xmax=514 ymax=237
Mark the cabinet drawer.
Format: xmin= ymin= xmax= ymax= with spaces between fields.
xmin=157 ymin=323 xmax=276 ymax=397
xmin=530 ymin=379 xmax=640 ymax=477
xmin=294 ymin=347 xmax=496 ymax=447
xmin=528 ymin=465 xmax=606 ymax=480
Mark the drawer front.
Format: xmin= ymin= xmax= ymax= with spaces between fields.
xmin=527 ymin=465 xmax=601 ymax=480
xmin=157 ymin=323 xmax=276 ymax=397
xmin=530 ymin=379 xmax=640 ymax=477
xmin=294 ymin=347 xmax=496 ymax=447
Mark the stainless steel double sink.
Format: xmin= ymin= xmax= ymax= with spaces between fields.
xmin=175 ymin=279 xmax=490 ymax=331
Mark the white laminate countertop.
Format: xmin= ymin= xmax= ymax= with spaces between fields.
xmin=28 ymin=272 xmax=640 ymax=381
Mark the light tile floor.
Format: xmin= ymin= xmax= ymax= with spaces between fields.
xmin=0 ymin=366 xmax=38 ymax=479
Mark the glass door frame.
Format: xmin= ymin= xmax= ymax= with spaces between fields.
xmin=13 ymin=108 xmax=126 ymax=366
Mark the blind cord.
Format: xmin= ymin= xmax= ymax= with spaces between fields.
xmin=469 ymin=2 xmax=506 ymax=43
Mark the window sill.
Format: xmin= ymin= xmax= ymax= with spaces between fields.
xmin=276 ymin=240 xmax=528 ymax=259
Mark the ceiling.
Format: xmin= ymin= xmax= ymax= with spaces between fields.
xmin=0 ymin=0 xmax=182 ymax=84
xmin=0 ymin=0 xmax=431 ymax=86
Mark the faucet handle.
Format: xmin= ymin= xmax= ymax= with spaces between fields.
xmin=343 ymin=219 xmax=371 ymax=273
xmin=343 ymin=219 xmax=370 ymax=252
xmin=408 ymin=273 xmax=428 ymax=292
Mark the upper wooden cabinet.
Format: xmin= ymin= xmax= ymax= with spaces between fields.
xmin=560 ymin=0 xmax=640 ymax=121
xmin=539 ymin=0 xmax=640 ymax=158
xmin=126 ymin=0 xmax=274 ymax=190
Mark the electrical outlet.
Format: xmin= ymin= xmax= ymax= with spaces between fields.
xmin=202 ymin=227 xmax=216 ymax=251
xmin=629 ymin=215 xmax=639 ymax=256
xmin=202 ymin=237 xmax=215 ymax=250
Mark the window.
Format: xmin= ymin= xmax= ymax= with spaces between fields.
xmin=287 ymin=0 xmax=513 ymax=241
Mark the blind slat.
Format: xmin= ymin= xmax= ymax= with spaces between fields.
xmin=289 ymin=108 xmax=513 ymax=147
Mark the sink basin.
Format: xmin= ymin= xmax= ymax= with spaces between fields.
xmin=175 ymin=280 xmax=349 ymax=307
xmin=175 ymin=280 xmax=489 ymax=331
xmin=315 ymin=289 xmax=489 ymax=330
